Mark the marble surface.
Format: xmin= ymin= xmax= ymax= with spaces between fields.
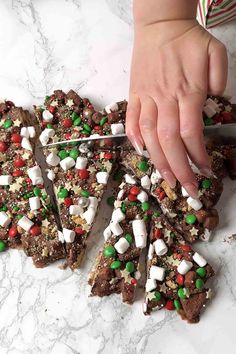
xmin=0 ymin=1 xmax=236 ymax=353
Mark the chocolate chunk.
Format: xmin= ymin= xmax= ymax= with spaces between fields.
xmin=121 ymin=281 xmax=135 ymax=304
xmin=184 ymin=271 xmax=197 ymax=289
xmin=180 ymin=291 xmax=207 ymax=323
xmin=118 ymin=248 xmax=141 ymax=262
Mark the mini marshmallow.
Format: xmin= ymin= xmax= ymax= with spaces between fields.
xmin=21 ymin=137 xmax=32 ymax=151
xmin=117 ymin=189 xmax=125 ymax=200
xmin=203 ymin=105 xmax=216 ymax=118
xmin=200 ymin=229 xmax=212 ymax=242
xmin=148 ymin=243 xmax=154 ymax=260
xmin=109 ymin=221 xmax=123 ymax=236
xmin=105 ymin=102 xmax=119 ymax=114
xmin=46 ymin=152 xmax=60 ymax=167
xmin=28 ymin=126 xmax=36 ymax=138
xmin=78 ymin=143 xmax=89 ymax=154
xmin=82 ymin=208 xmax=96 ymax=225
xmin=177 ymin=260 xmax=193 ymax=275
xmin=193 ymin=252 xmax=207 ymax=267
xmin=181 ymin=186 xmax=189 ymax=197
xmin=141 ymin=175 xmax=151 ymax=190
xmin=111 ymin=123 xmax=125 ymax=135
xmin=187 ymin=197 xmax=203 ymax=211
xmin=29 ymin=196 xmax=41 ymax=211
xmin=124 ymin=174 xmax=136 ymax=185
xmin=20 ymin=127 xmax=29 ymax=138
xmin=0 ymin=175 xmax=13 ymax=185
xmin=153 ymin=239 xmax=168 ymax=256
xmin=27 ymin=166 xmax=43 ymax=185
xmin=151 ymin=170 xmax=162 ymax=185
xmin=103 ymin=225 xmax=112 ymax=241
xmin=132 ymin=219 xmax=147 ymax=249
xmin=32 ymin=177 xmax=44 ymax=185
xmin=134 ymin=271 xmax=141 ymax=280
xmin=44 ymin=128 xmax=55 ymax=138
xmin=58 ymin=230 xmax=64 ymax=243
xmin=39 ymin=129 xmax=55 ymax=146
xmin=114 ymin=237 xmax=130 ymax=254
xmin=18 ymin=216 xmax=34 ymax=232
xmin=96 ymin=171 xmax=109 ymax=185
xmin=150 ymin=265 xmax=165 ymax=281
xmin=47 ymin=170 xmax=55 ymax=181
xmin=137 ymin=190 xmax=148 ymax=203
xmin=112 ymin=208 xmax=125 ymax=223
xmin=42 ymin=109 xmax=53 ymax=122
xmin=88 ymin=197 xmax=98 ymax=211
xmin=60 ymin=157 xmax=75 ymax=171
xmin=0 ymin=212 xmax=11 ymax=227
xmin=75 ymin=156 xmax=88 ymax=169
xmin=206 ymin=98 xmax=220 ymax=111
xmin=145 ymin=278 xmax=157 ymax=292
xmin=69 ymin=205 xmax=83 ymax=216
xmin=63 ymin=228 xmax=75 ymax=243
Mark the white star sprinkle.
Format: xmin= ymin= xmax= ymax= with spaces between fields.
xmin=14 ymin=119 xmax=22 ymax=127
xmin=66 ymin=99 xmax=74 ymax=107
xmin=190 ymin=227 xmax=199 ymax=237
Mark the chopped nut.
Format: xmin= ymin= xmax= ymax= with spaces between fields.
xmin=161 ymin=180 xmax=177 ymax=200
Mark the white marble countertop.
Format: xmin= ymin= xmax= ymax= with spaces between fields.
xmin=0 ymin=1 xmax=236 ymax=354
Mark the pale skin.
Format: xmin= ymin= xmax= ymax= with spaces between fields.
xmin=126 ymin=0 xmax=228 ymax=198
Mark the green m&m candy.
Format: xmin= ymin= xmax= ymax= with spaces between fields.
xmin=83 ymin=123 xmax=92 ymax=132
xmin=47 ymin=123 xmax=53 ymax=129
xmin=174 ymin=299 xmax=182 ymax=310
xmin=58 ymin=188 xmax=69 ymax=199
xmin=71 ymin=112 xmax=79 ymax=120
xmin=110 ymin=260 xmax=121 ymax=269
xmin=185 ymin=214 xmax=197 ymax=225
xmin=4 ymin=119 xmax=13 ymax=129
xmin=74 ymin=118 xmax=81 ymax=126
xmin=137 ymin=160 xmax=149 ymax=172
xmin=80 ymin=189 xmax=90 ymax=198
xmin=0 ymin=240 xmax=7 ymax=252
xmin=33 ymin=187 xmax=41 ymax=197
xmin=69 ymin=149 xmax=79 ymax=160
xmin=125 ymin=261 xmax=135 ymax=273
xmin=196 ymin=267 xmax=206 ymax=278
xmin=125 ymin=234 xmax=133 ymax=245
xmin=99 ymin=117 xmax=107 ymax=126
xmin=103 ymin=245 xmax=116 ymax=258
xmin=195 ymin=278 xmax=204 ymax=289
xmin=201 ymin=179 xmax=212 ymax=189
xmin=178 ymin=288 xmax=186 ymax=299
xmin=58 ymin=150 xmax=69 ymax=160
xmin=154 ymin=291 xmax=161 ymax=301
xmin=141 ymin=201 xmax=150 ymax=212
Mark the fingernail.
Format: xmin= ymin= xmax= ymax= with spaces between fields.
xmin=161 ymin=170 xmax=176 ymax=189
xmin=199 ymin=167 xmax=213 ymax=177
xmin=130 ymin=138 xmax=144 ymax=156
xmin=183 ymin=183 xmax=199 ymax=199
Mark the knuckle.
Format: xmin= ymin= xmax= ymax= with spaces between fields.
xmin=180 ymin=126 xmax=196 ymax=140
xmin=139 ymin=118 xmax=156 ymax=132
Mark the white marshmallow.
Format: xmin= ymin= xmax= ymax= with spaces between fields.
xmin=78 ymin=143 xmax=89 ymax=154
xmin=29 ymin=196 xmax=41 ymax=211
xmin=39 ymin=129 xmax=55 ymax=146
xmin=0 ymin=175 xmax=13 ymax=185
xmin=28 ymin=126 xmax=36 ymax=138
xmin=44 ymin=128 xmax=55 ymax=138
xmin=42 ymin=109 xmax=53 ymax=122
xmin=177 ymin=260 xmax=193 ymax=275
xmin=21 ymin=137 xmax=32 ymax=151
xmin=27 ymin=166 xmax=42 ymax=180
xmin=141 ymin=175 xmax=151 ymax=190
xmin=203 ymin=105 xmax=216 ymax=118
xmin=60 ymin=157 xmax=75 ymax=171
xmin=148 ymin=243 xmax=154 ymax=260
xmin=88 ymin=197 xmax=98 ymax=211
xmin=134 ymin=271 xmax=141 ymax=280
xmin=18 ymin=216 xmax=34 ymax=232
xmin=82 ymin=208 xmax=96 ymax=225
xmin=132 ymin=219 xmax=147 ymax=249
xmin=105 ymin=102 xmax=119 ymax=114
xmin=58 ymin=230 xmax=64 ymax=243
xmin=145 ymin=278 xmax=157 ymax=292
xmin=181 ymin=186 xmax=189 ymax=197
xmin=46 ymin=152 xmax=60 ymax=167
xmin=63 ymin=228 xmax=75 ymax=243
xmin=151 ymin=170 xmax=162 ymax=185
xmin=32 ymin=177 xmax=44 ymax=185
xmin=112 ymin=208 xmax=125 ymax=223
xmin=109 ymin=221 xmax=123 ymax=236
xmin=200 ymin=229 xmax=212 ymax=242
xmin=114 ymin=237 xmax=130 ymax=254
xmin=47 ymin=170 xmax=55 ymax=181
xmin=75 ymin=156 xmax=88 ymax=170
xmin=206 ymin=98 xmax=219 ymax=111
xmin=124 ymin=174 xmax=136 ymax=185
xmin=0 ymin=212 xmax=11 ymax=227
xmin=69 ymin=205 xmax=83 ymax=216
xmin=150 ymin=265 xmax=165 ymax=281
xmin=187 ymin=197 xmax=203 ymax=211
xmin=111 ymin=123 xmax=125 ymax=135
xmin=103 ymin=225 xmax=112 ymax=241
xmin=117 ymin=189 xmax=125 ymax=200
xmin=193 ymin=252 xmax=207 ymax=267
xmin=153 ymin=239 xmax=168 ymax=256
xmin=20 ymin=127 xmax=29 ymax=138
xmin=137 ymin=190 xmax=148 ymax=203
xmin=96 ymin=171 xmax=109 ymax=185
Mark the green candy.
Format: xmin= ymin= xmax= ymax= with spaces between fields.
xmin=201 ymin=179 xmax=212 ymax=189
xmin=103 ymin=245 xmax=116 ymax=258
xmin=81 ymin=130 xmax=90 ymax=135
xmin=137 ymin=160 xmax=149 ymax=172
xmin=80 ymin=190 xmax=90 ymax=198
xmin=110 ymin=260 xmax=121 ymax=269
xmin=107 ymin=196 xmax=115 ymax=207
xmin=178 ymin=288 xmax=186 ymax=299
xmin=170 ymin=232 xmax=176 ymax=239
xmin=141 ymin=201 xmax=150 ymax=211
xmin=47 ymin=123 xmax=53 ymax=129
xmin=4 ymin=119 xmax=13 ymax=129
xmin=45 ymin=95 xmax=50 ymax=102
xmin=195 ymin=278 xmax=204 ymax=289
xmin=58 ymin=150 xmax=69 ymax=160
xmin=143 ymin=214 xmax=151 ymax=222
xmin=125 ymin=234 xmax=133 ymax=245
xmin=204 ymin=117 xmax=214 ymax=126
xmin=185 ymin=214 xmax=197 ymax=225
xmin=99 ymin=117 xmax=107 ymax=126
xmin=196 ymin=267 xmax=206 ymax=278
xmin=33 ymin=187 xmax=41 ymax=197
xmin=69 ymin=149 xmax=79 ymax=160
xmin=154 ymin=291 xmax=161 ymax=301
xmin=73 ymin=117 xmax=81 ymax=126
xmin=0 ymin=240 xmax=7 ymax=252
xmin=154 ymin=211 xmax=161 ymax=218
xmin=83 ymin=123 xmax=92 ymax=132
xmin=17 ymin=214 xmax=23 ymax=220
xmin=129 ymin=201 xmax=137 ymax=206
xmin=125 ymin=261 xmax=135 ymax=273
xmin=71 ymin=112 xmax=79 ymax=121
xmin=121 ymin=202 xmax=127 ymax=214
xmin=13 ymin=206 xmax=19 ymax=212
xmin=174 ymin=299 xmax=182 ymax=310
xmin=1 ymin=206 xmax=7 ymax=212
xmin=58 ymin=188 xmax=69 ymax=199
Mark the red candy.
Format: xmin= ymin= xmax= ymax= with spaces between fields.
xmin=131 ymin=278 xmax=137 ymax=285
xmin=128 ymin=194 xmax=137 ymax=202
xmin=222 ymin=112 xmax=232 ymax=122
xmin=0 ymin=141 xmax=8 ymax=152
xmin=153 ymin=228 xmax=162 ymax=239
xmin=180 ymin=244 xmax=192 ymax=252
xmin=64 ymin=197 xmax=73 ymax=207
xmin=94 ymin=125 xmax=102 ymax=131
xmin=8 ymin=226 xmax=18 ymax=238
xmin=159 ymin=191 xmax=166 ymax=201
xmin=30 ymin=225 xmax=41 ymax=236
xmin=104 ymin=152 xmax=113 ymax=160
xmin=130 ymin=186 xmax=140 ymax=196
xmin=11 ymin=134 xmax=22 ymax=143
xmin=104 ymin=139 xmax=113 ymax=147
xmin=63 ymin=118 xmax=72 ymax=128
xmin=12 ymin=170 xmax=23 ymax=177
xmin=48 ymin=106 xmax=56 ymax=114
xmin=176 ymin=274 xmax=185 ymax=286
xmin=78 ymin=169 xmax=89 ymax=180
xmin=14 ymin=157 xmax=25 ymax=168
xmin=64 ymin=133 xmax=72 ymax=140
xmin=165 ymin=300 xmax=175 ymax=311
xmin=75 ymin=227 xmax=85 ymax=235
